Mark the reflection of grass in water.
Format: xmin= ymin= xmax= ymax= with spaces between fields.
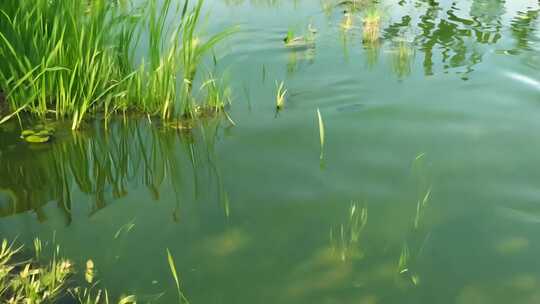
xmin=0 ymin=118 xmax=226 ymax=222
xmin=330 ymin=202 xmax=368 ymax=261
xmin=364 ymin=43 xmax=380 ymax=69
xmin=392 ymin=41 xmax=415 ymax=78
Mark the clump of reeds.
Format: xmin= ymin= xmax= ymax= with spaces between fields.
xmin=0 ymin=0 xmax=235 ymax=130
xmin=362 ymin=7 xmax=383 ymax=44
xmin=0 ymin=239 xmax=72 ymax=303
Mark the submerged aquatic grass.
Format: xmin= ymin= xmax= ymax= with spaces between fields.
xmin=330 ymin=202 xmax=368 ymax=261
xmin=0 ymin=0 xmax=235 ymax=129
xmin=167 ymin=249 xmax=190 ymax=304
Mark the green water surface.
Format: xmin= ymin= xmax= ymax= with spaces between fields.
xmin=1 ymin=0 xmax=540 ymax=303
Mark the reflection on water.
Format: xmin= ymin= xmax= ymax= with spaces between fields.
xmin=241 ymin=0 xmax=539 ymax=79
xmin=0 ymin=118 xmax=230 ymax=223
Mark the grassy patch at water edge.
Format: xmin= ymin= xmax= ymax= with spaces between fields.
xmin=0 ymin=0 xmax=235 ymax=130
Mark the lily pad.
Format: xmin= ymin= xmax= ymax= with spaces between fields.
xmin=20 ymin=124 xmax=56 ymax=144
xmin=25 ymin=134 xmax=50 ymax=143
xmin=35 ymin=129 xmax=53 ymax=136
xmin=21 ymin=130 xmax=35 ymax=137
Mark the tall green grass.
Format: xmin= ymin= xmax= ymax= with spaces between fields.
xmin=0 ymin=0 xmax=234 ymax=129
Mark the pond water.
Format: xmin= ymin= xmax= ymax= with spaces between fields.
xmin=1 ymin=0 xmax=540 ymax=303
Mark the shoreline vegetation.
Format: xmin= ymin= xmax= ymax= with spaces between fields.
xmin=0 ymin=239 xmax=136 ymax=303
xmin=0 ymin=238 xmax=188 ymax=304
xmin=0 ymin=0 xmax=235 ymax=130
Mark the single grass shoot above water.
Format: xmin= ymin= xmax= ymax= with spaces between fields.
xmin=275 ymin=81 xmax=287 ymax=110
xmin=317 ymin=107 xmax=325 ymax=161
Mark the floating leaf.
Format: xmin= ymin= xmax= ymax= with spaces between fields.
xmin=24 ymin=134 xmax=50 ymax=143
xmin=21 ymin=130 xmax=35 ymax=137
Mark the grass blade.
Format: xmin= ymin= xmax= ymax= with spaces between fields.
xmin=317 ymin=107 xmax=325 ymax=160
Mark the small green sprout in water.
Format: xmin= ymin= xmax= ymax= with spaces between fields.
xmin=317 ymin=108 xmax=325 ymax=161
xmin=275 ymin=81 xmax=287 ymax=110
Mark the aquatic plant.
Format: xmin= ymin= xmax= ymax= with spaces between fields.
xmin=199 ymin=72 xmax=232 ymax=115
xmin=275 ymin=81 xmax=287 ymax=110
xmin=396 ymin=242 xmax=420 ymax=286
xmin=362 ymin=6 xmax=383 ymax=44
xmin=0 ymin=238 xmax=137 ymax=303
xmin=0 ymin=239 xmax=73 ymax=303
xmin=167 ymin=249 xmax=190 ymax=304
xmin=283 ymin=24 xmax=316 ymax=49
xmin=330 ymin=202 xmax=368 ymax=261
xmin=0 ymin=0 xmax=235 ymax=129
xmin=71 ymin=288 xmax=137 ymax=304
xmin=414 ymin=187 xmax=432 ymax=230
xmin=317 ymin=108 xmax=325 ymax=161
xmin=412 ymin=153 xmax=432 ymax=230
xmin=20 ymin=124 xmax=55 ymax=143
xmin=397 ymin=242 xmax=409 ymax=275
